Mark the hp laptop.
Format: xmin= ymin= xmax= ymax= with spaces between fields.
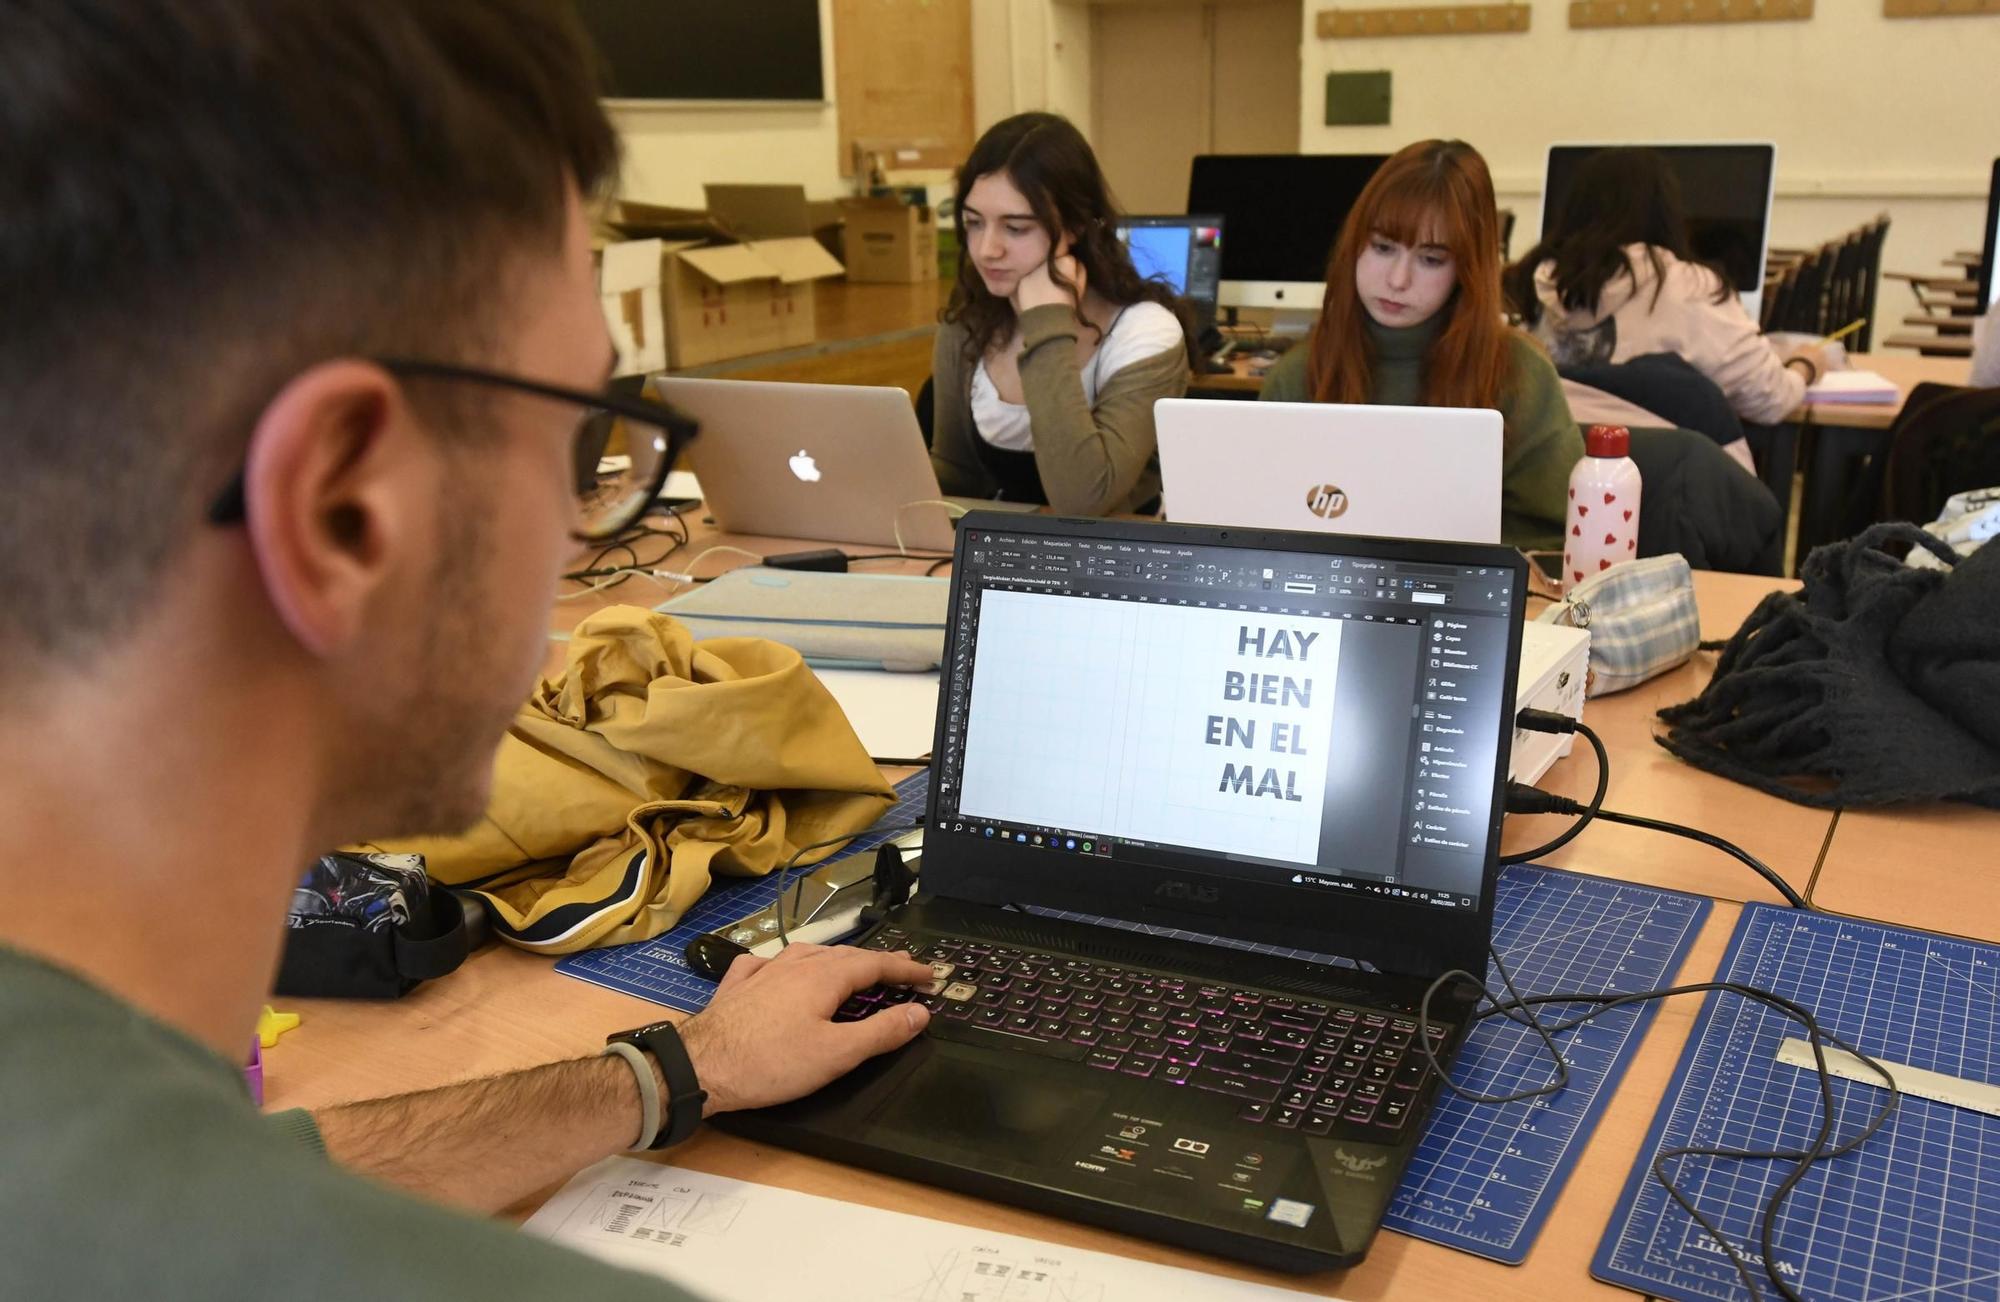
xmin=720 ymin=514 xmax=1526 ymax=1271
xmin=1155 ymin=400 xmax=1504 ymax=545
xmin=651 ymin=377 xmax=961 ymax=552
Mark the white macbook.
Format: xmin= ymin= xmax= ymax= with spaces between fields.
xmin=650 ymin=377 xmax=960 ymax=552
xmin=1154 ymin=398 xmax=1504 ymax=544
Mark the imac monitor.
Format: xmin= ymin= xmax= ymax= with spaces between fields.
xmin=1980 ymin=157 xmax=2000 ymax=314
xmin=1115 ymin=214 xmax=1225 ymax=335
xmin=1542 ymin=142 xmax=1778 ymax=321
xmin=1187 ymin=154 xmax=1390 ymax=317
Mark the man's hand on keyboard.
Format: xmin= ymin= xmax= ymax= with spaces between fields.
xmin=678 ymin=943 xmax=934 ymax=1116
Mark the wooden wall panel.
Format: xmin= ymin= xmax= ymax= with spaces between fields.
xmin=833 ymin=0 xmax=975 ymax=178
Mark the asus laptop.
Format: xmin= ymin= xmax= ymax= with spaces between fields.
xmin=1154 ymin=399 xmax=1504 ymax=545
xmin=720 ymin=514 xmax=1526 ymax=1271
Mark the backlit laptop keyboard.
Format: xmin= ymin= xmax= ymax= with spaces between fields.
xmin=843 ymin=925 xmax=1449 ymax=1136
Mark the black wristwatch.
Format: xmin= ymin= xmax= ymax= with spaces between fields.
xmin=607 ymin=1020 xmax=708 ymax=1150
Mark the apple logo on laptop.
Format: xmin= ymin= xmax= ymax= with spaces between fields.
xmin=789 ymin=449 xmax=822 ymax=483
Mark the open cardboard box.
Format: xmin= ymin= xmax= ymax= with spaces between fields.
xmin=597 ymin=191 xmax=844 ymax=373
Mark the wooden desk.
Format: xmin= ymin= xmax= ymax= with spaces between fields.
xmin=269 ymin=545 xmax=1834 ymax=1299
xmin=1901 ymin=313 xmax=1974 ymax=334
xmin=268 ymin=912 xmax=1741 ymax=1302
xmin=1881 ymin=332 xmax=1975 ymax=360
xmin=1792 ymin=351 xmax=1976 ymax=560
xmin=1887 ymin=272 xmax=1979 ymax=295
xmin=1791 ymin=351 xmax=1971 ymax=432
xmin=1808 ymin=803 xmax=2000 ymax=944
xmin=1503 ymin=572 xmax=1832 ymax=905
xmin=1193 ymin=350 xmax=1981 ymax=426
xmin=1188 ymin=355 xmax=1271 ymax=397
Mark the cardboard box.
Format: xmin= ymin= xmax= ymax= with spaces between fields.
xmin=598 ymin=197 xmax=845 ymax=372
xmin=702 ymin=183 xmax=844 ymax=249
xmin=840 ymin=195 xmax=938 ymax=284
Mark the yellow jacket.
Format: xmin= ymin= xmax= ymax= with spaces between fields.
xmin=375 ymin=607 xmax=892 ymax=953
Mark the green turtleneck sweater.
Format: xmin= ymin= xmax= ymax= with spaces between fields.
xmin=1258 ymin=316 xmax=1582 ymax=551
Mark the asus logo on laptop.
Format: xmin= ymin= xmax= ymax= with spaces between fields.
xmin=1154 ymin=880 xmax=1222 ymax=906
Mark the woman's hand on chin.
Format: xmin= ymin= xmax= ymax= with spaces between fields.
xmin=1012 ymin=248 xmax=1086 ymax=314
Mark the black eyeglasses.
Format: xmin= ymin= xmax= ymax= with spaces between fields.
xmin=205 ymin=358 xmax=700 ymax=543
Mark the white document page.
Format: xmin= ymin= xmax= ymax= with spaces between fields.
xmin=525 ymin=1157 xmax=1343 ymax=1302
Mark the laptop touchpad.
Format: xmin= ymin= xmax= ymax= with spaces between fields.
xmin=870 ymin=1049 xmax=1107 ymax=1164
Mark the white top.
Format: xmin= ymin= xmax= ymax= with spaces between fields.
xmin=971 ymin=300 xmax=1184 ymax=451
xmin=1531 ymin=244 xmax=1804 ymax=425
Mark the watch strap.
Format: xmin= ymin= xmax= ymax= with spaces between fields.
xmin=600 ymin=1040 xmax=662 ymax=1151
xmin=609 ymin=1021 xmax=708 ymax=1150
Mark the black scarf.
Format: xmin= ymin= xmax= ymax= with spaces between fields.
xmin=1655 ymin=523 xmax=2000 ymax=808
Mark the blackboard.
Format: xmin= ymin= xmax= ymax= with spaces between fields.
xmin=574 ymin=0 xmax=825 ymax=103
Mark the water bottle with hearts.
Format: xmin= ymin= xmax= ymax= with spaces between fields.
xmin=1562 ymin=425 xmax=1641 ymax=592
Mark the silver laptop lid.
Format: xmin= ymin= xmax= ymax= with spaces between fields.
xmin=653 ymin=377 xmax=956 ymax=552
xmin=1155 ymin=399 xmax=1503 ymax=545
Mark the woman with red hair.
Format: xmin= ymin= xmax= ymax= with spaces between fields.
xmin=1260 ymin=139 xmax=1580 ymax=549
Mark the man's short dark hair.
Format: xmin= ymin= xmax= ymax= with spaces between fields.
xmin=0 ymin=0 xmax=618 ymax=666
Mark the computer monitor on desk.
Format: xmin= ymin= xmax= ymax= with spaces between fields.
xmin=1186 ymin=153 xmax=1389 ymax=330
xmin=1115 ymin=214 xmax=1224 ymax=336
xmin=1541 ymin=142 xmax=1777 ymax=321
xmin=1979 ymin=157 xmax=2000 ymax=314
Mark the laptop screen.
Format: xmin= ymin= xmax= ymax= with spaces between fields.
xmin=928 ymin=522 xmax=1519 ymax=917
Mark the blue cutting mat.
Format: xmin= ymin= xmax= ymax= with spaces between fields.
xmin=1038 ymin=866 xmax=1712 ymax=1263
xmin=554 ymin=771 xmax=932 ymax=1012
xmin=1388 ymin=867 xmax=1710 ymax=1262
xmin=1594 ymin=904 xmax=2000 ymax=1302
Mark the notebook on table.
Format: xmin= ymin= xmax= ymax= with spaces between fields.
xmin=718 ymin=513 xmax=1527 ymax=1272
xmin=1804 ymin=370 xmax=1900 ymax=404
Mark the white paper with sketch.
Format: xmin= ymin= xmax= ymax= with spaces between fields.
xmin=524 ymin=1157 xmax=1339 ymax=1302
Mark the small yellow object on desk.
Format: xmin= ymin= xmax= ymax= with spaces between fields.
xmin=256 ymin=1005 xmax=301 ymax=1049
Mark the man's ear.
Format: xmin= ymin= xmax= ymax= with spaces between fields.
xmin=239 ymin=360 xmax=428 ymax=657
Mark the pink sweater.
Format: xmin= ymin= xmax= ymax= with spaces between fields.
xmin=1530 ymin=244 xmax=1805 ymax=425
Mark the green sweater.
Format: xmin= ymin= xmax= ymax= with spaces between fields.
xmin=930 ymin=303 xmax=1190 ymax=516
xmin=0 ymin=945 xmax=695 ymax=1301
xmin=1260 ymin=317 xmax=1582 ymax=550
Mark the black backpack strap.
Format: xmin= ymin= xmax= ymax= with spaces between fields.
xmin=391 ymin=888 xmax=472 ymax=982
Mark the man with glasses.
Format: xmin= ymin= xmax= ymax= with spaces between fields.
xmin=0 ymin=3 xmax=932 ymax=1297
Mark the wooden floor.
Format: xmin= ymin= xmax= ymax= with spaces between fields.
xmin=670 ymin=278 xmax=952 ymax=398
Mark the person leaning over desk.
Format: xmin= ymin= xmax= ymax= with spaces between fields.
xmin=1507 ymin=145 xmax=1831 ymax=429
xmin=1259 ymin=139 xmax=1583 ymax=551
xmin=929 ymin=112 xmax=1196 ymax=517
xmin=0 ymin=3 xmax=936 ymax=1298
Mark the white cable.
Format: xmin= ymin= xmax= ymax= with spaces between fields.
xmin=680 ymin=544 xmax=765 ymax=574
xmin=555 ymin=571 xmax=646 ymax=601
xmin=893 ymin=498 xmax=968 ymax=557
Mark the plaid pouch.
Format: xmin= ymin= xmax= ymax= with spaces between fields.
xmin=276 ymin=851 xmax=472 ymax=998
xmin=1537 ymin=553 xmax=1698 ymax=696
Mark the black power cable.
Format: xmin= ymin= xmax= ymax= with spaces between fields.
xmin=1500 ymin=711 xmax=1609 ymax=865
xmin=1484 ymin=709 xmax=1885 ymax=1296
xmin=1500 ymin=710 xmax=1806 ymax=909
xmin=1417 ymin=959 xmax=1899 ymax=1302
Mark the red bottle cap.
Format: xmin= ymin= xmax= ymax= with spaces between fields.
xmin=1585 ymin=424 xmax=1630 ymax=457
